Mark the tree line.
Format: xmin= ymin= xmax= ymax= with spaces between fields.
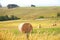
xmin=0 ymin=4 xmax=36 ymax=9
xmin=0 ymin=15 xmax=20 ymax=21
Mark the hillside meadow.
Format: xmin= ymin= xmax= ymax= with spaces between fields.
xmin=0 ymin=7 xmax=60 ymax=19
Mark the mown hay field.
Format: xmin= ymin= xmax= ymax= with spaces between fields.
xmin=0 ymin=19 xmax=60 ymax=40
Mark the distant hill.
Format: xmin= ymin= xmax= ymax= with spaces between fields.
xmin=0 ymin=6 xmax=60 ymax=19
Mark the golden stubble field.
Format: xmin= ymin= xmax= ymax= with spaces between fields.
xmin=0 ymin=19 xmax=60 ymax=40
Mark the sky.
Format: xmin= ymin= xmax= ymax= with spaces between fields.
xmin=0 ymin=0 xmax=60 ymax=7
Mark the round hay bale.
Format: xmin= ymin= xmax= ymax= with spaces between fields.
xmin=18 ymin=23 xmax=33 ymax=33
xmin=52 ymin=23 xmax=57 ymax=26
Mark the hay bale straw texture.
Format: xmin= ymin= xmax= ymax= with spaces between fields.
xmin=18 ymin=23 xmax=33 ymax=33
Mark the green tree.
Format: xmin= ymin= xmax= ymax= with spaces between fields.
xmin=0 ymin=3 xmax=2 ymax=8
xmin=0 ymin=15 xmax=20 ymax=21
xmin=38 ymin=16 xmax=44 ymax=18
xmin=31 ymin=4 xmax=36 ymax=7
xmin=0 ymin=16 xmax=6 ymax=21
xmin=4 ymin=15 xmax=10 ymax=20
xmin=10 ymin=15 xmax=20 ymax=20
xmin=57 ymin=13 xmax=60 ymax=17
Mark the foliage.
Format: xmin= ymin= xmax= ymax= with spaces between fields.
xmin=7 ymin=4 xmax=19 ymax=9
xmin=10 ymin=15 xmax=20 ymax=20
xmin=0 ymin=4 xmax=2 ymax=8
xmin=38 ymin=16 xmax=44 ymax=18
xmin=57 ymin=13 xmax=60 ymax=17
xmin=31 ymin=4 xmax=36 ymax=7
xmin=0 ymin=15 xmax=20 ymax=21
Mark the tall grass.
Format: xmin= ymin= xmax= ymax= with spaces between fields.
xmin=0 ymin=28 xmax=60 ymax=40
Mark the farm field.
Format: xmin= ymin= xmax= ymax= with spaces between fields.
xmin=0 ymin=19 xmax=60 ymax=40
xmin=0 ymin=7 xmax=60 ymax=40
